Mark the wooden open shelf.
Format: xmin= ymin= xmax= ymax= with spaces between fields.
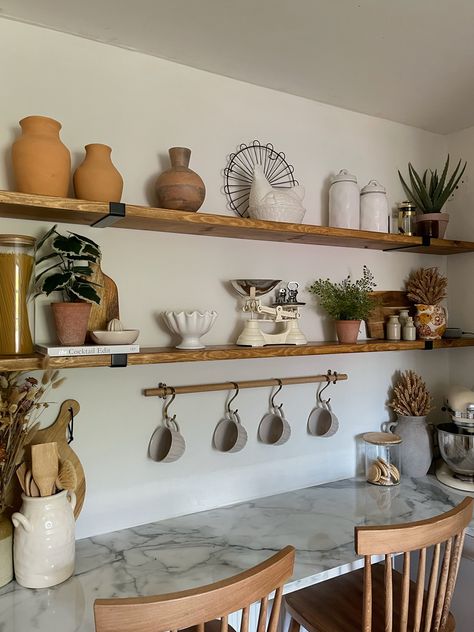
xmin=1 ymin=338 xmax=473 ymax=371
xmin=1 ymin=190 xmax=474 ymax=254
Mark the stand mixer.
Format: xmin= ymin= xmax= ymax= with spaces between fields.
xmin=231 ymin=279 xmax=307 ymax=347
xmin=436 ymin=385 xmax=474 ymax=492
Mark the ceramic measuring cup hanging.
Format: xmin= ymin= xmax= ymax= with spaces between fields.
xmin=258 ymin=380 xmax=292 ymax=445
xmin=213 ymin=383 xmax=248 ymax=453
xmin=307 ymin=373 xmax=339 ymax=437
xmin=148 ymin=388 xmax=186 ymax=462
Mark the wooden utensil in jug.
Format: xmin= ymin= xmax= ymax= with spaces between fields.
xmin=29 ymin=399 xmax=85 ymax=518
xmin=31 ymin=442 xmax=59 ymax=496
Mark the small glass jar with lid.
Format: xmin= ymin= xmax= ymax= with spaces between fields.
xmin=0 ymin=234 xmax=36 ymax=355
xmin=398 ymin=201 xmax=417 ymax=236
xmin=363 ymin=432 xmax=402 ymax=486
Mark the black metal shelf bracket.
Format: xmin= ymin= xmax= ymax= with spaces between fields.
xmin=383 ymin=235 xmax=431 ymax=252
xmin=424 ymin=340 xmax=434 ymax=350
xmin=110 ymin=354 xmax=128 ymax=368
xmin=91 ymin=201 xmax=126 ymax=228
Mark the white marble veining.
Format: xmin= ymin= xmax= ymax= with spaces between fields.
xmin=0 ymin=476 xmax=471 ymax=632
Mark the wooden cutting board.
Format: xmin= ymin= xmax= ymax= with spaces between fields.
xmin=87 ymin=262 xmax=120 ymax=336
xmin=29 ymin=399 xmax=86 ymax=519
xmin=367 ymin=291 xmax=412 ymax=339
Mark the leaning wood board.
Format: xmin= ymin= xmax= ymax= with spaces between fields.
xmin=29 ymin=399 xmax=85 ymax=519
xmin=367 ymin=291 xmax=412 ymax=339
xmin=87 ymin=262 xmax=120 ymax=336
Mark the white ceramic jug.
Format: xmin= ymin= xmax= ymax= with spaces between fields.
xmin=12 ymin=490 xmax=76 ymax=588
xmin=329 ymin=169 xmax=359 ymax=229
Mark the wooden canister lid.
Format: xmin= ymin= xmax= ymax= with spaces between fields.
xmin=363 ymin=431 xmax=402 ymax=445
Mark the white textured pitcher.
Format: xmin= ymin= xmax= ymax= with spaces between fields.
xmin=385 ymin=416 xmax=433 ymax=477
xmin=12 ymin=490 xmax=76 ymax=588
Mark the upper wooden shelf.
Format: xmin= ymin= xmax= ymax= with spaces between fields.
xmin=1 ymin=338 xmax=473 ymax=371
xmin=1 ymin=190 xmax=473 ymax=255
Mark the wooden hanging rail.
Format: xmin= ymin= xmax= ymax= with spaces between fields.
xmin=143 ymin=371 xmax=348 ymax=397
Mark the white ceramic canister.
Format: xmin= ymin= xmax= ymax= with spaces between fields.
xmin=329 ymin=169 xmax=360 ymax=229
xmin=12 ymin=490 xmax=76 ymax=588
xmin=360 ymin=180 xmax=389 ymax=232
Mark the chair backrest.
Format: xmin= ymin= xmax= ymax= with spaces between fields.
xmin=94 ymin=545 xmax=295 ymax=632
xmin=355 ymin=497 xmax=473 ymax=632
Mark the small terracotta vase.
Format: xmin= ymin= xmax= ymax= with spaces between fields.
xmin=155 ymin=147 xmax=205 ymax=212
xmin=335 ymin=319 xmax=361 ymax=344
xmin=415 ymin=213 xmax=449 ymax=238
xmin=73 ymin=144 xmax=123 ymax=202
xmin=12 ymin=116 xmax=71 ymax=197
xmin=413 ymin=304 xmax=447 ymax=340
xmin=51 ymin=302 xmax=92 ymax=346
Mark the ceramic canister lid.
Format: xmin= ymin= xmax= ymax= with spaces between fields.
xmin=331 ymin=169 xmax=358 ymax=184
xmin=361 ymin=180 xmax=386 ymax=195
xmin=363 ymin=431 xmax=402 ymax=445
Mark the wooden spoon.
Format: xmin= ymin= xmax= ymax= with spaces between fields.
xmin=55 ymin=459 xmax=77 ymax=492
xmin=31 ymin=442 xmax=59 ymax=497
xmin=16 ymin=462 xmax=28 ymax=494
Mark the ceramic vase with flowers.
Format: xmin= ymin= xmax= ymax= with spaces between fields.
xmin=34 ymin=225 xmax=102 ymax=345
xmin=0 ymin=370 xmax=64 ymax=587
xmin=406 ymin=267 xmax=447 ymax=340
xmin=309 ymin=266 xmax=377 ymax=344
xmin=398 ymin=155 xmax=466 ymax=238
xmin=385 ymin=370 xmax=434 ymax=477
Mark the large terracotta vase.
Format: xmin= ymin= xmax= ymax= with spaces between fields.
xmin=335 ymin=320 xmax=360 ymax=343
xmin=414 ymin=304 xmax=447 ymax=340
xmin=73 ymin=144 xmax=123 ymax=202
xmin=155 ymin=147 xmax=206 ymax=212
xmin=12 ymin=116 xmax=71 ymax=197
xmin=0 ymin=512 xmax=13 ymax=588
xmin=51 ymin=302 xmax=92 ymax=346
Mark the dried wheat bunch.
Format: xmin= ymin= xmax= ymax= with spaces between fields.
xmin=389 ymin=370 xmax=433 ymax=417
xmin=406 ymin=267 xmax=447 ymax=305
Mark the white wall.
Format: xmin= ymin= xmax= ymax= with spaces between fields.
xmin=0 ymin=19 xmax=452 ymax=538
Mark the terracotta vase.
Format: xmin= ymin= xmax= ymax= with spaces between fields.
xmin=413 ymin=304 xmax=447 ymax=340
xmin=335 ymin=320 xmax=361 ymax=343
xmin=73 ymin=143 xmax=123 ymax=202
xmin=0 ymin=512 xmax=13 ymax=588
xmin=51 ymin=302 xmax=92 ymax=346
xmin=12 ymin=115 xmax=71 ymax=197
xmin=155 ymin=147 xmax=206 ymax=212
xmin=415 ymin=212 xmax=449 ymax=238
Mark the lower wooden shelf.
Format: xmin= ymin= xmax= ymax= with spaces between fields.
xmin=1 ymin=338 xmax=473 ymax=371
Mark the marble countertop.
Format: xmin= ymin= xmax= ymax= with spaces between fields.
xmin=0 ymin=476 xmax=471 ymax=632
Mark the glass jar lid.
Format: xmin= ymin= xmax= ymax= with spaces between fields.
xmin=360 ymin=180 xmax=386 ymax=195
xmin=363 ymin=431 xmax=402 ymax=445
xmin=398 ymin=200 xmax=416 ymax=211
xmin=0 ymin=234 xmax=36 ymax=247
xmin=331 ymin=169 xmax=357 ymax=184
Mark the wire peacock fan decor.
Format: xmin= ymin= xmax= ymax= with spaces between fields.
xmin=224 ymin=140 xmax=298 ymax=217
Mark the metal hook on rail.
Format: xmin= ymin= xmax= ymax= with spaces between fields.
xmin=163 ymin=387 xmax=177 ymax=422
xmin=226 ymin=382 xmax=240 ymax=415
xmin=270 ymin=379 xmax=283 ymax=410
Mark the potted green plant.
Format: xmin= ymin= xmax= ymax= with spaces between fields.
xmin=398 ymin=155 xmax=466 ymax=238
xmin=309 ymin=266 xmax=377 ymax=343
xmin=34 ymin=225 xmax=102 ymax=345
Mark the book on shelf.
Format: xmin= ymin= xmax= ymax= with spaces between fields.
xmin=35 ymin=343 xmax=140 ymax=357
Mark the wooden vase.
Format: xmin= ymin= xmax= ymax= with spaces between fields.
xmin=155 ymin=147 xmax=205 ymax=212
xmin=73 ymin=144 xmax=123 ymax=202
xmin=51 ymin=302 xmax=92 ymax=346
xmin=335 ymin=320 xmax=361 ymax=344
xmin=12 ymin=116 xmax=71 ymax=197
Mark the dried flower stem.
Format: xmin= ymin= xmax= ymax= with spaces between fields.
xmin=389 ymin=370 xmax=433 ymax=417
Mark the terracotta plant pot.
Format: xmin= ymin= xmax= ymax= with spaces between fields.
xmin=12 ymin=115 xmax=71 ymax=197
xmin=73 ymin=143 xmax=123 ymax=203
xmin=415 ymin=212 xmax=449 ymax=238
xmin=335 ymin=320 xmax=361 ymax=344
xmin=51 ymin=302 xmax=92 ymax=346
xmin=155 ymin=147 xmax=206 ymax=212
xmin=413 ymin=304 xmax=447 ymax=340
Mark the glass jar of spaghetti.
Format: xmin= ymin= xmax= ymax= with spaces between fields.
xmin=0 ymin=235 xmax=36 ymax=354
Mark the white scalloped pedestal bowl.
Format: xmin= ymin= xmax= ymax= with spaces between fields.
xmin=163 ymin=310 xmax=218 ymax=349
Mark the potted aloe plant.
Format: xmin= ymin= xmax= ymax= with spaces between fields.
xmin=34 ymin=225 xmax=102 ymax=345
xmin=398 ymin=155 xmax=466 ymax=238
xmin=309 ymin=266 xmax=377 ymax=343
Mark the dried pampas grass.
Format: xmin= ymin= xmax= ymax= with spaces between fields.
xmin=389 ymin=370 xmax=433 ymax=417
xmin=406 ymin=267 xmax=447 ymax=306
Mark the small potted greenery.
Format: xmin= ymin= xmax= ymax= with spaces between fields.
xmin=309 ymin=266 xmax=376 ymax=343
xmin=398 ymin=155 xmax=466 ymax=238
xmin=34 ymin=225 xmax=102 ymax=345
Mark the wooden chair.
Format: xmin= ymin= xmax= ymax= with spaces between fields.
xmin=94 ymin=545 xmax=295 ymax=632
xmin=284 ymin=498 xmax=473 ymax=632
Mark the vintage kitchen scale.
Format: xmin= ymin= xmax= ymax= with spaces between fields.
xmin=436 ymin=385 xmax=474 ymax=492
xmin=231 ymin=279 xmax=307 ymax=347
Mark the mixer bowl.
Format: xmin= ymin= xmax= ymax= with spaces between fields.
xmin=437 ymin=423 xmax=474 ymax=481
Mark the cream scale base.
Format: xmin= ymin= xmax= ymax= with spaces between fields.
xmin=436 ymin=461 xmax=474 ymax=493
